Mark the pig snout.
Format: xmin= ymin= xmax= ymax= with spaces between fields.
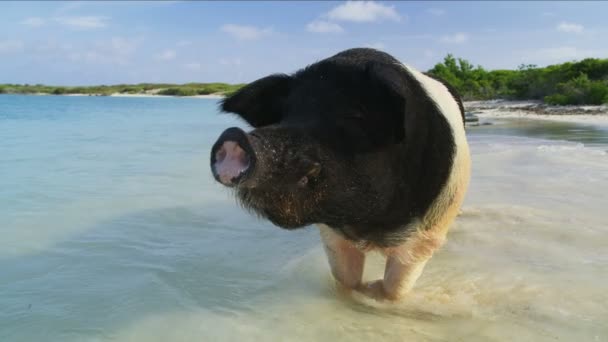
xmin=211 ymin=127 xmax=256 ymax=187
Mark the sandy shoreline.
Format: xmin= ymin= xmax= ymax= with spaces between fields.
xmin=63 ymin=93 xmax=225 ymax=99
xmin=9 ymin=92 xmax=225 ymax=99
xmin=465 ymin=100 xmax=608 ymax=127
xmin=110 ymin=93 xmax=225 ymax=99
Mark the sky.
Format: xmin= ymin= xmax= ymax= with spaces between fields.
xmin=1 ymin=1 xmax=607 ymax=86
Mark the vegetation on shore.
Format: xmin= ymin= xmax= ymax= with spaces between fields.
xmin=0 ymin=82 xmax=245 ymax=97
xmin=428 ymin=55 xmax=608 ymax=105
xmin=2 ymin=56 xmax=608 ymax=105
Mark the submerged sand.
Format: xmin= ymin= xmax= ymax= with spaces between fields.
xmin=2 ymin=96 xmax=607 ymax=341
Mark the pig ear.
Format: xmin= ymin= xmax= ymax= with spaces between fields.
xmin=220 ymin=74 xmax=292 ymax=127
xmin=365 ymin=62 xmax=406 ymax=142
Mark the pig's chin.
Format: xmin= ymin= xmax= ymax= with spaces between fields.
xmin=254 ymin=205 xmax=312 ymax=230
xmin=235 ymin=189 xmax=312 ymax=230
xmin=264 ymin=213 xmax=310 ymax=230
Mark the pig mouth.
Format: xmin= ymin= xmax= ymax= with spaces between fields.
xmin=236 ymin=186 xmax=312 ymax=229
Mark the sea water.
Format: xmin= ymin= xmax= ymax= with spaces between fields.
xmin=1 ymin=95 xmax=607 ymax=341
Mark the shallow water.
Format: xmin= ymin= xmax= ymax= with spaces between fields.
xmin=469 ymin=117 xmax=608 ymax=148
xmin=1 ymin=95 xmax=607 ymax=341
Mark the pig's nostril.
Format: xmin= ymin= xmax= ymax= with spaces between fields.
xmin=215 ymin=145 xmax=227 ymax=163
xmin=213 ymin=141 xmax=250 ymax=186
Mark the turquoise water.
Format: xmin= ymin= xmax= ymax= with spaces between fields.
xmin=2 ymin=95 xmax=607 ymax=341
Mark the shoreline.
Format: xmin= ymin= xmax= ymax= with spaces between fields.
xmin=0 ymin=92 xmax=225 ymax=99
xmin=109 ymin=93 xmax=224 ymax=99
xmin=465 ymin=100 xmax=608 ymax=127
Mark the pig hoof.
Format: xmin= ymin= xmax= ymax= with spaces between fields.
xmin=358 ymin=280 xmax=402 ymax=302
xmin=333 ymin=283 xmax=356 ymax=299
xmin=358 ymin=280 xmax=385 ymax=300
xmin=333 ymin=279 xmax=361 ymax=296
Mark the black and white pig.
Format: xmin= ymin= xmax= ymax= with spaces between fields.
xmin=210 ymin=48 xmax=471 ymax=301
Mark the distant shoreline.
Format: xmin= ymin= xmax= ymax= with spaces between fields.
xmin=0 ymin=82 xmax=243 ymax=98
xmin=1 ymin=92 xmax=225 ymax=99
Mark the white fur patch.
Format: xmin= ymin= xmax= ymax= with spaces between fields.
xmin=397 ymin=63 xmax=471 ymax=229
xmin=399 ymin=64 xmax=467 ymax=154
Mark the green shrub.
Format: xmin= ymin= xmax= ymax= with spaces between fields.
xmin=158 ymin=87 xmax=198 ymax=96
xmin=543 ymin=74 xmax=608 ymax=105
xmin=428 ymin=55 xmax=608 ymax=104
xmin=544 ymin=94 xmax=570 ymax=105
xmin=588 ymin=82 xmax=608 ymax=104
xmin=1 ymin=82 xmax=244 ymax=97
xmin=119 ymin=86 xmax=143 ymax=94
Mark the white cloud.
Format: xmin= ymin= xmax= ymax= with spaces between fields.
xmin=557 ymin=22 xmax=584 ymax=34
xmin=440 ymin=32 xmax=469 ymax=44
xmin=68 ymin=37 xmax=137 ymax=65
xmin=219 ymin=58 xmax=242 ymax=66
xmin=526 ymin=46 xmax=606 ymax=63
xmin=326 ymin=1 xmax=401 ymax=23
xmin=54 ymin=2 xmax=83 ymax=15
xmin=220 ymin=24 xmax=273 ymax=41
xmin=306 ymin=20 xmax=344 ymax=33
xmin=21 ymin=17 xmax=46 ymax=27
xmin=427 ymin=8 xmax=446 ymax=16
xmin=184 ymin=62 xmax=201 ymax=71
xmin=0 ymin=40 xmax=24 ymax=54
xmin=33 ymin=41 xmax=74 ymax=56
xmin=176 ymin=40 xmax=192 ymax=47
xmin=156 ymin=49 xmax=177 ymax=61
xmin=364 ymin=42 xmax=385 ymax=50
xmin=109 ymin=37 xmax=136 ymax=55
xmin=54 ymin=16 xmax=109 ymax=29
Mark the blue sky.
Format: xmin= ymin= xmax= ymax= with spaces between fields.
xmin=1 ymin=1 xmax=606 ymax=85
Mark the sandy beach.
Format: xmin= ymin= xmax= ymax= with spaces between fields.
xmin=466 ymin=100 xmax=608 ymax=127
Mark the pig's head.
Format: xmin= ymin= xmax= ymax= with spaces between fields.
xmin=211 ymin=56 xmax=408 ymax=230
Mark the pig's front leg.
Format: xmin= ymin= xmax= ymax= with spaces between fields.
xmin=361 ymin=230 xmax=444 ymax=301
xmin=318 ymin=225 xmax=365 ymax=292
xmin=360 ymin=256 xmax=429 ymax=301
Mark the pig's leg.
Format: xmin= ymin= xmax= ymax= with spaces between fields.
xmin=361 ymin=230 xmax=444 ymax=301
xmin=361 ymin=164 xmax=469 ymax=301
xmin=318 ymin=225 xmax=365 ymax=291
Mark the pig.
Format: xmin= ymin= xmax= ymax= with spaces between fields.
xmin=210 ymin=48 xmax=471 ymax=301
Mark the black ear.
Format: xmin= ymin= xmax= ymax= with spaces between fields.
xmin=220 ymin=74 xmax=291 ymax=127
xmin=365 ymin=62 xmax=406 ymax=142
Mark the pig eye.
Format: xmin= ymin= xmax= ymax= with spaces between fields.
xmin=297 ymin=176 xmax=309 ymax=187
xmin=297 ymin=162 xmax=321 ymax=187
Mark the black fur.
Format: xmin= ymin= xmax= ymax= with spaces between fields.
xmin=216 ymin=48 xmax=458 ymax=247
xmin=221 ymin=74 xmax=291 ymax=127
